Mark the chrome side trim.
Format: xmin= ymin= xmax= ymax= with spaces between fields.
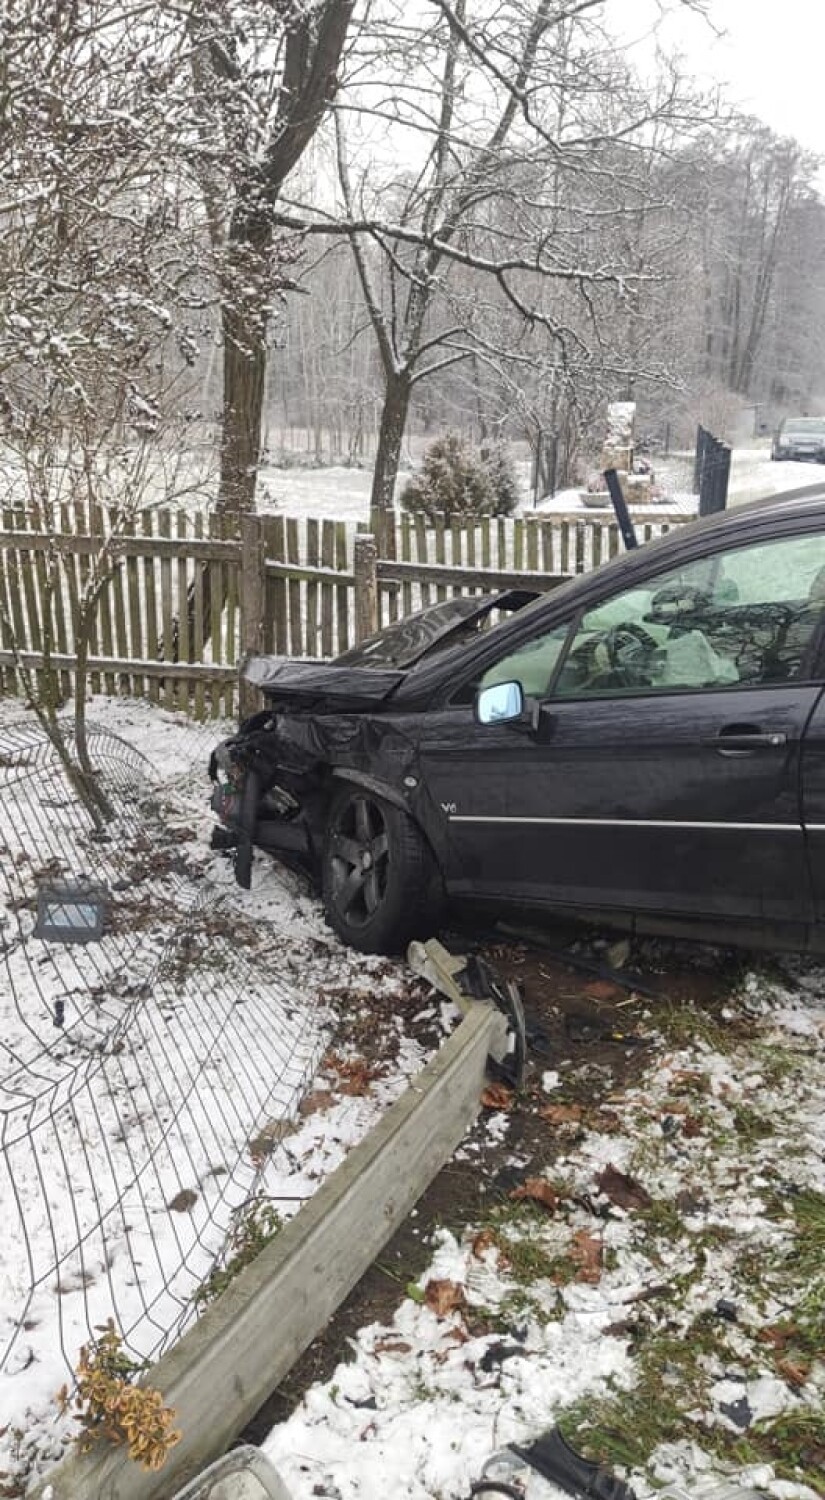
xmin=448 ymin=815 xmax=799 ymax=832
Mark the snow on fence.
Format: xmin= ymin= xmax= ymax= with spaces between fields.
xmin=0 ymin=715 xmax=328 ymax=1457
xmin=0 ymin=505 xmax=691 ymax=716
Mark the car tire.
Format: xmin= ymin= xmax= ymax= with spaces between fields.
xmin=321 ymin=782 xmax=436 ymax=953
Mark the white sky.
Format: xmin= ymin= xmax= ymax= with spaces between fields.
xmin=617 ymin=0 xmax=825 ymax=166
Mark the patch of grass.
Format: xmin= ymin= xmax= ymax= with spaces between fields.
xmin=193 ymin=1198 xmax=282 ymax=1307
xmin=735 ymin=1187 xmax=825 ymax=1338
xmin=729 ymin=1409 xmax=825 ymax=1494
xmin=648 ymin=1003 xmax=738 ymax=1054
xmin=558 ymin=1318 xmax=793 ymax=1483
xmin=788 ymin=1188 xmax=825 ymax=1327
xmin=557 ymin=1186 xmax=825 ymax=1494
xmin=492 ymin=1227 xmax=578 ymax=1288
xmin=729 ymin=1100 xmax=775 ymax=1143
xmin=748 ymin=1041 xmax=806 ymax=1090
xmin=636 ymin=1196 xmax=686 ymax=1246
xmin=494 ymin=1285 xmax=565 ymax=1329
xmin=558 ymin=1330 xmax=713 ymax=1471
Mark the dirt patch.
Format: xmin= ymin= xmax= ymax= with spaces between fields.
xmin=243 ymin=926 xmax=745 ymax=1442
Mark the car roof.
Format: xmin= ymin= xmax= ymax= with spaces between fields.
xmin=678 ymin=482 xmax=825 ymax=534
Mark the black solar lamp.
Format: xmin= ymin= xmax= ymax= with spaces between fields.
xmin=34 ymin=879 xmax=107 ymax=944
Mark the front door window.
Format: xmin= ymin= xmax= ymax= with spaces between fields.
xmin=554 ymin=533 xmax=825 ymax=698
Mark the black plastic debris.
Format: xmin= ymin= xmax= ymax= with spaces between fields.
xmin=565 ymin=1012 xmax=647 ymax=1047
xmin=408 ymin=940 xmax=527 ymax=1088
xmin=718 ymin=1394 xmax=753 ymax=1430
xmin=509 ymin=1427 xmax=637 ymax=1500
xmin=715 ymin=1299 xmax=739 ymax=1323
xmin=498 ymin=922 xmax=662 ymax=999
xmin=459 ymin=954 xmax=527 ymax=1088
xmin=478 ymin=1341 xmax=528 ymax=1373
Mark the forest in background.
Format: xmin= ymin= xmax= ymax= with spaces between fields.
xmin=2 ymin=0 xmax=824 ymax=523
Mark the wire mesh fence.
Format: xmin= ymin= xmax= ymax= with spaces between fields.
xmin=0 ymin=712 xmax=327 ymax=1415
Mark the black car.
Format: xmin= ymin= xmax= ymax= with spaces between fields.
xmin=771 ymin=417 xmax=825 ymax=462
xmin=209 ymin=485 xmax=825 ymax=955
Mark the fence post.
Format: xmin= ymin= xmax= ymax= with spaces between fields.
xmin=716 ymin=442 xmax=732 ymax=512
xmin=698 ymin=436 xmax=731 ymax=518
xmin=239 ymin=512 xmax=265 ymax=720
xmin=354 ymin=532 xmax=378 ymax=643
xmin=693 ymin=425 xmax=705 ymax=493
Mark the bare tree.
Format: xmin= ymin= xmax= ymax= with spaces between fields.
xmin=183 ymin=1 xmax=356 ymax=522
xmin=315 ymin=0 xmax=723 ymax=516
xmin=0 ymin=0 xmax=211 ymax=815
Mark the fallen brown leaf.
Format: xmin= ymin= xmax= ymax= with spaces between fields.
xmin=582 ymin=980 xmax=622 ymax=1001
xmin=777 ymin=1357 xmax=810 ymax=1389
xmin=325 ymin=1053 xmax=383 ymax=1096
xmin=572 ymin=1229 xmax=603 ymax=1283
xmin=602 ymin=1318 xmax=636 ymax=1339
xmin=372 ymin=1337 xmax=412 ymax=1355
xmin=480 ymin=1083 xmax=514 ymax=1111
xmin=758 ymin=1324 xmax=797 ymax=1350
xmin=424 ymin=1279 xmax=467 ymax=1317
xmin=471 ymin=1229 xmax=498 ymax=1259
xmin=248 ymin=1118 xmax=297 ymax=1163
xmin=539 ymin=1102 xmax=583 ymax=1126
xmin=167 ymin=1189 xmax=198 ymax=1214
xmin=298 ymin=1089 xmax=334 ymax=1117
xmin=510 ymin=1177 xmax=559 ymax=1212
xmin=596 ymin=1164 xmax=652 ymax=1212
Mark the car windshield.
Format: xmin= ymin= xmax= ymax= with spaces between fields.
xmin=785 ymin=419 xmax=825 ymax=434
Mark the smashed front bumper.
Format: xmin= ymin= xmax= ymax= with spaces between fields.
xmin=208 ymin=735 xmax=313 ymax=887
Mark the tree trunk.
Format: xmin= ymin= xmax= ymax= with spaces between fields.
xmin=370 ymin=371 xmax=412 ymax=514
xmin=218 ymin=289 xmax=268 ymax=525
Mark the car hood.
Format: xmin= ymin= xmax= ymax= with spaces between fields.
xmin=242 ymin=590 xmax=537 ymax=707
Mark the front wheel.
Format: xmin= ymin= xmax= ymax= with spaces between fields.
xmin=321 ymin=784 xmax=437 ymax=953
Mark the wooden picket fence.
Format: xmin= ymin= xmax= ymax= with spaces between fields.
xmin=0 ymin=503 xmax=691 ymax=718
xmin=0 ymin=504 xmax=241 ymax=718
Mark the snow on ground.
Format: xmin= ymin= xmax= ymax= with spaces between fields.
xmin=0 ymin=697 xmax=437 ymax=1494
xmin=2 ymin=700 xmax=824 ymax=1497
xmin=726 ymin=449 xmax=825 ymax=508
xmin=263 ymin=962 xmax=825 ymax=1500
xmin=2 ymin=440 xmax=820 ymax=527
xmin=254 ymin=445 xmax=824 ymax=523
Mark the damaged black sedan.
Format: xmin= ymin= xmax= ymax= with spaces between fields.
xmin=210 ymin=489 xmax=825 ymax=955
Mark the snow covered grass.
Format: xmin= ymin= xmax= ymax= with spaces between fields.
xmin=1 ymin=696 xmax=824 ymax=1500
xmin=262 ymin=960 xmax=825 ymax=1500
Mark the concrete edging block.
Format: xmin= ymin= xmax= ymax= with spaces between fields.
xmin=35 ymin=1001 xmax=504 ymax=1500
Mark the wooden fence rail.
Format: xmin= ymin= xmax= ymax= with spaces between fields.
xmin=0 ymin=505 xmax=690 ymax=718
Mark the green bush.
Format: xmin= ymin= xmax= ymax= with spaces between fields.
xmin=480 ymin=440 xmax=521 ymax=516
xmin=401 ymin=432 xmax=519 ymax=522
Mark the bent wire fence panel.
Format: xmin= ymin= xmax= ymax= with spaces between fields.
xmin=0 ymin=717 xmax=326 ymax=1425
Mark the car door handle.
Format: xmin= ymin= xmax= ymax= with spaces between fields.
xmin=709 ymin=725 xmax=788 ymax=754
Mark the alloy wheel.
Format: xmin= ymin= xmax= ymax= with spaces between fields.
xmin=328 ymin=794 xmax=391 ymax=928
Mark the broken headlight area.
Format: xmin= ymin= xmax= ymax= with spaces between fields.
xmin=208 ymin=722 xmax=316 ymax=884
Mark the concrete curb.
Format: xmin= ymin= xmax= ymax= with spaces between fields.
xmin=35 ymin=1001 xmax=505 ymax=1500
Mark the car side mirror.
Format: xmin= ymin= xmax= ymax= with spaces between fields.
xmin=476 ymin=680 xmax=525 ymax=725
